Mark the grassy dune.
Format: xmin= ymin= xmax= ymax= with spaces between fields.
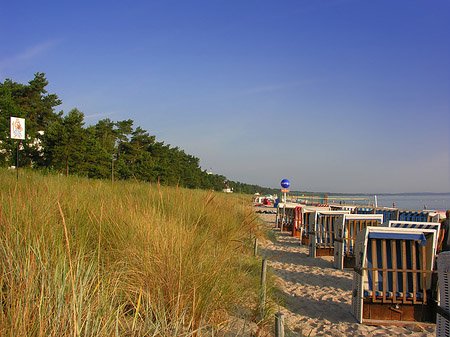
xmin=0 ymin=169 xmax=271 ymax=336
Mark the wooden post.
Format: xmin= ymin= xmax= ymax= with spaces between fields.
xmin=275 ymin=313 xmax=285 ymax=337
xmin=254 ymin=237 xmax=258 ymax=256
xmin=260 ymin=258 xmax=267 ymax=318
xmin=261 ymin=258 xmax=267 ymax=286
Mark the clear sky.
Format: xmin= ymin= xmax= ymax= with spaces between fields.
xmin=1 ymin=0 xmax=449 ymax=193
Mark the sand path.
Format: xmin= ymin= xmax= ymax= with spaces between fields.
xmin=256 ymin=208 xmax=436 ymax=336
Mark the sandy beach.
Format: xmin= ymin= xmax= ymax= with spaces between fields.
xmin=255 ymin=207 xmax=436 ymax=336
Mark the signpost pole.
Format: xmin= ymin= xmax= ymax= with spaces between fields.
xmin=16 ymin=141 xmax=19 ymax=181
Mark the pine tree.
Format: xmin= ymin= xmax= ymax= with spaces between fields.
xmin=42 ymin=108 xmax=87 ymax=176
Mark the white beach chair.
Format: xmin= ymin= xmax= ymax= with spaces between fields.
xmin=355 ymin=207 xmax=373 ymax=215
xmin=437 ymin=251 xmax=450 ymax=337
xmin=333 ymin=214 xmax=383 ymax=270
xmin=296 ymin=206 xmax=331 ymax=245
xmin=374 ymin=208 xmax=398 ymax=223
xmin=275 ymin=203 xmax=284 ymax=229
xmin=281 ymin=203 xmax=298 ymax=233
xmin=308 ymin=210 xmax=350 ymax=258
xmin=352 ymin=226 xmax=438 ymax=324
xmin=398 ymin=210 xmax=438 ymax=222
xmin=385 ymin=220 xmax=441 ymax=249
xmin=276 ymin=203 xmax=300 ymax=232
xmin=291 ymin=205 xmax=303 ymax=238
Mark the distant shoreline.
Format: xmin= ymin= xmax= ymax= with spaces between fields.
xmin=287 ymin=192 xmax=450 ymax=196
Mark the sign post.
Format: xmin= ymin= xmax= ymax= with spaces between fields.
xmin=10 ymin=117 xmax=25 ymax=181
xmin=280 ymin=179 xmax=290 ymax=203
xmin=280 ymin=179 xmax=290 ymax=231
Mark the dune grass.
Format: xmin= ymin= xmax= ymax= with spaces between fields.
xmin=0 ymin=169 xmax=272 ymax=336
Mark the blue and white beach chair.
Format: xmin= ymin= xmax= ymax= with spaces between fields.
xmin=282 ymin=203 xmax=297 ymax=232
xmin=375 ymin=208 xmax=398 ymax=223
xmin=355 ymin=207 xmax=373 ymax=215
xmin=296 ymin=206 xmax=331 ymax=245
xmin=333 ymin=214 xmax=384 ymax=270
xmin=399 ymin=211 xmax=433 ymax=222
xmin=308 ymin=210 xmax=351 ymax=258
xmin=276 ymin=203 xmax=298 ymax=232
xmin=352 ymin=226 xmax=438 ymax=324
xmin=385 ymin=220 xmax=441 ymax=249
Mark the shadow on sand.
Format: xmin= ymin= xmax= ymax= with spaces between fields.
xmin=260 ymin=230 xmax=358 ymax=324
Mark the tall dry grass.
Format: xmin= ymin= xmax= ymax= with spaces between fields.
xmin=0 ymin=169 xmax=270 ymax=336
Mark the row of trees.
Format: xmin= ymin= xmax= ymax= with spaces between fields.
xmin=1 ymin=73 xmax=279 ymax=194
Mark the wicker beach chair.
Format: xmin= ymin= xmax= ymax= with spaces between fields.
xmin=308 ymin=210 xmax=351 ymax=258
xmin=385 ymin=221 xmax=441 ymax=249
xmin=333 ymin=214 xmax=384 ymax=270
xmin=398 ymin=210 xmax=438 ymax=222
xmin=282 ymin=203 xmax=297 ymax=232
xmin=375 ymin=208 xmax=398 ymax=223
xmin=336 ymin=205 xmax=357 ymax=212
xmin=355 ymin=207 xmax=374 ymax=215
xmin=352 ymin=226 xmax=438 ymax=324
xmin=356 ymin=207 xmax=398 ymax=223
xmin=293 ymin=206 xmax=331 ymax=244
xmin=291 ymin=206 xmax=303 ymax=238
xmin=437 ymin=251 xmax=450 ymax=337
xmin=275 ymin=203 xmax=284 ymax=229
xmin=276 ymin=203 xmax=298 ymax=232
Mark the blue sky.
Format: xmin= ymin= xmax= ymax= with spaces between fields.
xmin=1 ymin=0 xmax=449 ymax=193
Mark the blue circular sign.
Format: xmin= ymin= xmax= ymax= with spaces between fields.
xmin=281 ymin=179 xmax=290 ymax=188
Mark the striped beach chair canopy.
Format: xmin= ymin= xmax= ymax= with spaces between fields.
xmin=386 ymin=221 xmax=440 ymax=254
xmin=399 ymin=210 xmax=432 ymax=222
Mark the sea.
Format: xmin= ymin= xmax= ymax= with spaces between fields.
xmin=327 ymin=193 xmax=450 ymax=212
xmin=375 ymin=193 xmax=450 ymax=212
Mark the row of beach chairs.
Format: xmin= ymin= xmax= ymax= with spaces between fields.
xmin=276 ymin=203 xmax=440 ymax=261
xmin=274 ymin=203 xmax=447 ymax=327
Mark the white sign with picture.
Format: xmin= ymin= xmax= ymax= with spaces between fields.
xmin=10 ymin=117 xmax=25 ymax=140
